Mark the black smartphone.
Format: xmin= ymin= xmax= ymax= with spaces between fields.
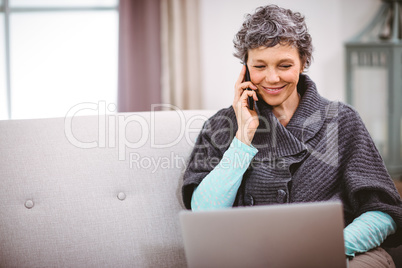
xmin=244 ymin=65 xmax=254 ymax=110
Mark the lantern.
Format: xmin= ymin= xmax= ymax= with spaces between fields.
xmin=345 ymin=0 xmax=402 ymax=179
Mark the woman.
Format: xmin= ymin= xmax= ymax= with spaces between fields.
xmin=182 ymin=4 xmax=401 ymax=267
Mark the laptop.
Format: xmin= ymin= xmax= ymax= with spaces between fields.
xmin=179 ymin=201 xmax=347 ymax=268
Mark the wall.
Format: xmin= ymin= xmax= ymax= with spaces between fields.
xmin=199 ymin=0 xmax=381 ymax=110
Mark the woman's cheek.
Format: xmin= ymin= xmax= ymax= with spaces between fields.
xmin=283 ymin=69 xmax=300 ymax=82
xmin=251 ymin=73 xmax=264 ymax=84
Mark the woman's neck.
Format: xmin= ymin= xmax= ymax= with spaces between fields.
xmin=272 ymin=91 xmax=301 ymax=127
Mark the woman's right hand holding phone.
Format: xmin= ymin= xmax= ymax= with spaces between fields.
xmin=233 ymin=65 xmax=259 ymax=146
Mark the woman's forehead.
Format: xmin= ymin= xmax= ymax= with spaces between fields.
xmin=248 ymin=44 xmax=300 ymax=61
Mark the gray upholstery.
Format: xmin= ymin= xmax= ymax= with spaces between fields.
xmin=0 ymin=110 xmax=215 ymax=268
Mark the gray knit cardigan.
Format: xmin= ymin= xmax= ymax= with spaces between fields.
xmin=182 ymin=74 xmax=402 ymax=246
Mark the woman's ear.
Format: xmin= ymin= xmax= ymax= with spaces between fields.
xmin=300 ymin=63 xmax=305 ymax=73
xmin=300 ymin=58 xmax=306 ymax=73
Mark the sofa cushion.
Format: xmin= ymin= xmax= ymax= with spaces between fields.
xmin=0 ymin=110 xmax=215 ymax=267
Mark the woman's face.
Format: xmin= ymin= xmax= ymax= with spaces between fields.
xmin=247 ymin=44 xmax=303 ymax=110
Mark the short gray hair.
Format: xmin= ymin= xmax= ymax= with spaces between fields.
xmin=233 ymin=5 xmax=313 ymax=70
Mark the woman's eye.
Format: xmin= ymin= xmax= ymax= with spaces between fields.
xmin=280 ymin=65 xmax=292 ymax=68
xmin=254 ymin=65 xmax=265 ymax=69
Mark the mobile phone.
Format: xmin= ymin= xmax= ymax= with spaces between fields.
xmin=245 ymin=65 xmax=254 ymax=110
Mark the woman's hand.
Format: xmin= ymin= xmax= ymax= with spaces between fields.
xmin=233 ymin=65 xmax=259 ymax=146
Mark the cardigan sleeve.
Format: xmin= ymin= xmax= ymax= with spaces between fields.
xmin=340 ymin=104 xmax=402 ymax=247
xmin=182 ymin=107 xmax=237 ymax=209
xmin=191 ymin=137 xmax=258 ymax=210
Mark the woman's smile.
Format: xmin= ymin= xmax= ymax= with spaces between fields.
xmin=260 ymin=84 xmax=287 ymax=94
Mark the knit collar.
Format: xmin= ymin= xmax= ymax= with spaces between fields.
xmin=251 ymin=74 xmax=328 ymax=161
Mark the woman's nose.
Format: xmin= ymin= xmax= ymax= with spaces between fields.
xmin=265 ymin=70 xmax=280 ymax=84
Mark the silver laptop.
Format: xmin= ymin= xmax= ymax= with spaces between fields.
xmin=179 ymin=201 xmax=347 ymax=268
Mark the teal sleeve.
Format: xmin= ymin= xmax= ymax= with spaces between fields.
xmin=191 ymin=137 xmax=258 ymax=211
xmin=344 ymin=211 xmax=397 ymax=257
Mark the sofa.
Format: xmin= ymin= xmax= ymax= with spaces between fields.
xmin=0 ymin=109 xmax=401 ymax=267
xmin=0 ymin=109 xmax=216 ymax=267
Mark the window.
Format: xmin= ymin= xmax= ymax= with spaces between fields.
xmin=1 ymin=0 xmax=118 ymax=120
xmin=0 ymin=11 xmax=6 ymax=119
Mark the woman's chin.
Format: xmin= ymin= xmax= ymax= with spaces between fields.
xmin=259 ymin=96 xmax=281 ymax=107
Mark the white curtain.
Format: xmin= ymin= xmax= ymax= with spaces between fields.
xmin=160 ymin=0 xmax=202 ymax=110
